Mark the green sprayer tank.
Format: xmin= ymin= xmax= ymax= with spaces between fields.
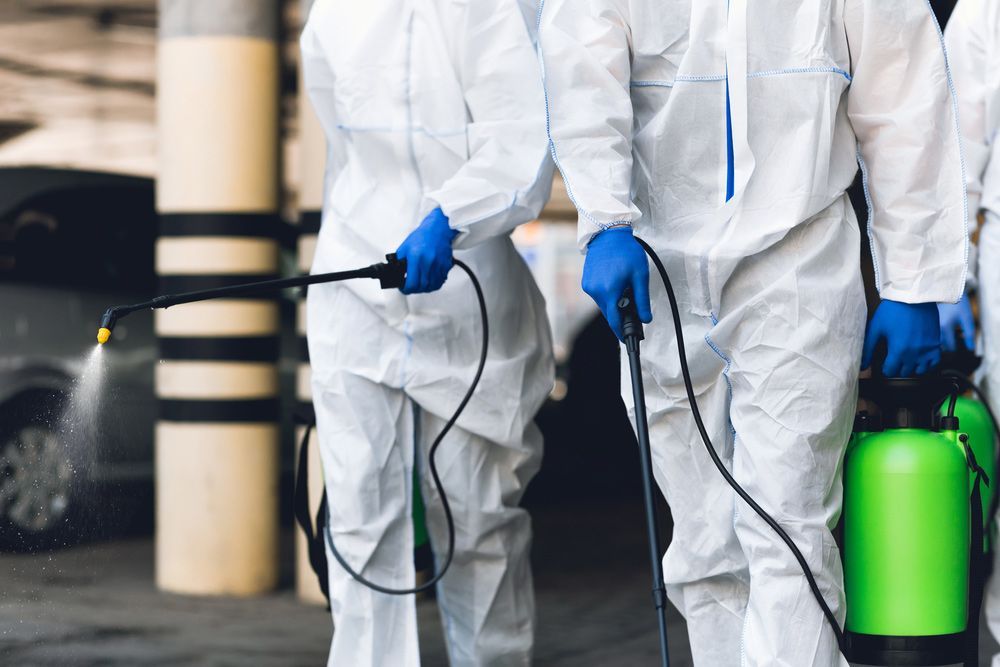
xmin=845 ymin=377 xmax=976 ymax=666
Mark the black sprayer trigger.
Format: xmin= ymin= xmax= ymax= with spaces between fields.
xmin=375 ymin=254 xmax=407 ymax=290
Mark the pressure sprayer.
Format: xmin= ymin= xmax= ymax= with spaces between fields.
xmin=97 ymin=253 xmax=490 ymax=596
xmin=844 ymin=371 xmax=989 ymax=667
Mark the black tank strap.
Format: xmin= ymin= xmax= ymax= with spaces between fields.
xmin=965 ymin=436 xmax=988 ymax=667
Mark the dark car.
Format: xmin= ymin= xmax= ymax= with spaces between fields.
xmin=0 ymin=167 xmax=304 ymax=551
xmin=0 ymin=167 xmax=158 ymax=549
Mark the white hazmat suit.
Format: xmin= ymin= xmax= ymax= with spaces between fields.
xmin=302 ymin=1 xmax=554 ymax=665
xmin=947 ymin=2 xmax=1000 ymax=666
xmin=540 ymin=1 xmax=967 ymax=665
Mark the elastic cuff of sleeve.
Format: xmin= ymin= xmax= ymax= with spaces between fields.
xmin=587 ymin=221 xmax=633 ymax=245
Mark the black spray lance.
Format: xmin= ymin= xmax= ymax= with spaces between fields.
xmin=97 ymin=254 xmax=408 ymax=344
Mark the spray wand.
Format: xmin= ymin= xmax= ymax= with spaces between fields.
xmin=618 ymin=288 xmax=671 ymax=667
xmin=96 ymin=254 xmax=407 ymax=344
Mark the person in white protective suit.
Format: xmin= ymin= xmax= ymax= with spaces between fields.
xmin=946 ymin=2 xmax=1000 ymax=666
xmin=301 ymin=1 xmax=555 ymax=665
xmin=540 ymin=2 xmax=967 ymax=666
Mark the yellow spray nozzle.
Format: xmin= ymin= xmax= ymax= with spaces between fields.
xmin=97 ymin=328 xmax=111 ymax=345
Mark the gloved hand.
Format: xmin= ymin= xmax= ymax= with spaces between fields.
xmin=938 ymin=294 xmax=976 ymax=353
xmin=582 ymin=226 xmax=652 ymax=341
xmin=861 ymin=300 xmax=941 ymax=377
xmin=396 ymin=208 xmax=459 ymax=294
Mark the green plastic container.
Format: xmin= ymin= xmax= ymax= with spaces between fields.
xmin=845 ymin=427 xmax=970 ymax=637
xmin=845 ymin=393 xmax=972 ymax=666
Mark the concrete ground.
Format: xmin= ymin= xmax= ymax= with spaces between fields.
xmin=0 ymin=501 xmax=690 ymax=666
xmin=0 ymin=503 xmax=998 ymax=667
xmin=2 ymin=500 xmax=999 ymax=666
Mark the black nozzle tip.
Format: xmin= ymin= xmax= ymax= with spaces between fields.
xmin=97 ymin=307 xmax=120 ymax=344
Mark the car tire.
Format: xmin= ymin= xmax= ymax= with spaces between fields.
xmin=0 ymin=389 xmax=93 ymax=551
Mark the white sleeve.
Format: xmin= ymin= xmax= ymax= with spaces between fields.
xmin=946 ymin=0 xmax=994 ymax=288
xmin=845 ymin=0 xmax=968 ymax=304
xmin=538 ymin=0 xmax=639 ymax=250
xmin=423 ymin=0 xmax=554 ymax=250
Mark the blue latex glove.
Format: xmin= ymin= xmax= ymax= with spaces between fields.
xmin=581 ymin=226 xmax=652 ymax=341
xmin=938 ymin=294 xmax=976 ymax=353
xmin=861 ymin=300 xmax=941 ymax=377
xmin=396 ymin=208 xmax=459 ymax=294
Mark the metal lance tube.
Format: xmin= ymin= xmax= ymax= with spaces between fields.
xmin=155 ymin=0 xmax=283 ymax=596
xmin=618 ymin=290 xmax=670 ymax=667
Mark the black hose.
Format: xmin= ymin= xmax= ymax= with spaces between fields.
xmin=322 ymin=259 xmax=488 ymax=595
xmin=634 ymin=237 xmax=848 ymax=654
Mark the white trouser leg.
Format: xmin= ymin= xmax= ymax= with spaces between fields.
xmin=634 ymin=209 xmax=863 ymax=667
xmin=712 ymin=213 xmax=863 ymax=667
xmin=417 ymin=407 xmax=541 ymax=667
xmin=313 ymin=371 xmax=420 ymax=667
xmin=623 ymin=263 xmax=749 ymax=667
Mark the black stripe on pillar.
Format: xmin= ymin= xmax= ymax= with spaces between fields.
xmin=160 ymin=213 xmax=297 ymax=248
xmin=299 ymin=211 xmax=322 ymax=235
xmin=158 ymin=273 xmax=281 ymax=296
xmin=160 ymin=336 xmax=280 ymax=362
xmin=298 ymin=336 xmax=309 ymax=362
xmin=159 ymin=398 xmax=280 ymax=423
xmin=295 ymin=400 xmax=316 ymax=425
xmin=160 ymin=213 xmax=282 ymax=238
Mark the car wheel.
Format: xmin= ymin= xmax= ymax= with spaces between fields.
xmin=0 ymin=389 xmax=88 ymax=551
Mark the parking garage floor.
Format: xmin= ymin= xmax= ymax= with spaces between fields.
xmin=0 ymin=500 xmax=997 ymax=666
xmin=0 ymin=500 xmax=682 ymax=666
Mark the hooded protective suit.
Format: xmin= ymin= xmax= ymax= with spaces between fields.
xmin=947 ymin=3 xmax=1000 ymax=665
xmin=302 ymin=1 xmax=554 ymax=665
xmin=540 ymin=1 xmax=967 ymax=665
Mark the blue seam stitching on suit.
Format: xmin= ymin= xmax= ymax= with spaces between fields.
xmin=629 ymin=66 xmax=852 ymax=89
xmin=335 ymin=123 xmax=467 ymax=138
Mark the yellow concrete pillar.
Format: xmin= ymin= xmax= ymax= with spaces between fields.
xmin=293 ymin=0 xmax=328 ymax=606
xmin=155 ymin=0 xmax=281 ymax=596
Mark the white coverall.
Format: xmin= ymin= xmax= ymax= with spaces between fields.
xmin=302 ymin=1 xmax=554 ymax=665
xmin=948 ymin=2 xmax=1000 ymax=665
xmin=540 ymin=1 xmax=967 ymax=665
